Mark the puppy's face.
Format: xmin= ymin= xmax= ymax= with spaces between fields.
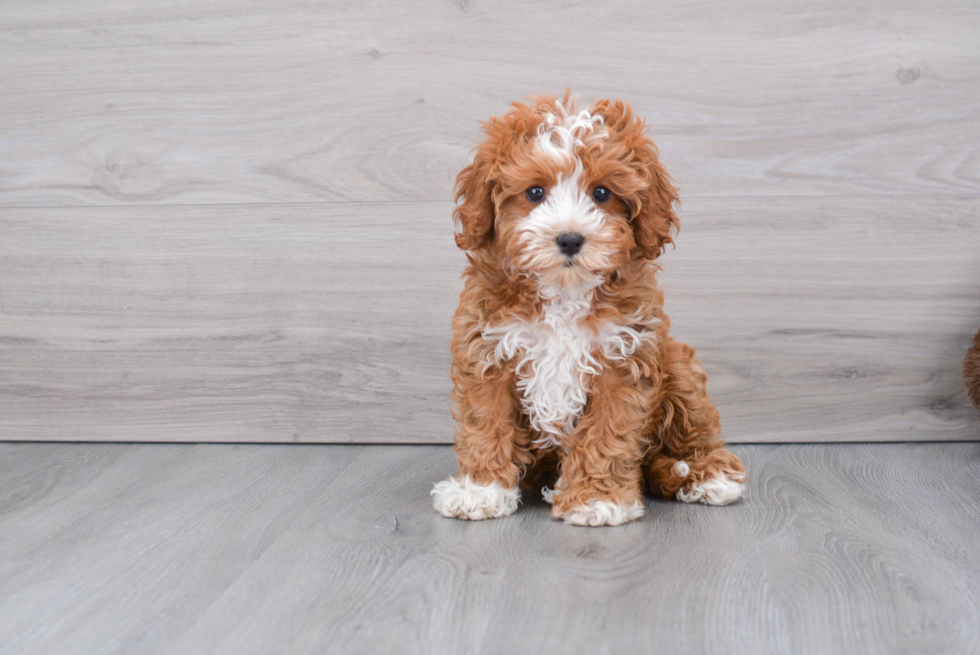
xmin=454 ymin=95 xmax=679 ymax=295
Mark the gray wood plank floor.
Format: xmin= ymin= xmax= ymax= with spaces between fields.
xmin=2 ymin=442 xmax=979 ymax=655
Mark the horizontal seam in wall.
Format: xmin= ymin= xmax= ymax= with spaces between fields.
xmin=1 ymin=193 xmax=979 ymax=212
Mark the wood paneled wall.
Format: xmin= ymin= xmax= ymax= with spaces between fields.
xmin=1 ymin=0 xmax=978 ymax=442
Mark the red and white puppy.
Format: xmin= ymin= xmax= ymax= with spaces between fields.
xmin=432 ymin=94 xmax=746 ymax=527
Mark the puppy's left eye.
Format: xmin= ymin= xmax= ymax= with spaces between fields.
xmin=592 ymin=186 xmax=612 ymax=203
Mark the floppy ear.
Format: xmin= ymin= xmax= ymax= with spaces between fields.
xmin=453 ymin=139 xmax=497 ymax=251
xmin=593 ymin=99 xmax=679 ymax=260
xmin=631 ymin=141 xmax=680 ymax=260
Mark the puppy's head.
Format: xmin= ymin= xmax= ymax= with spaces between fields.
xmin=454 ymin=93 xmax=678 ymax=294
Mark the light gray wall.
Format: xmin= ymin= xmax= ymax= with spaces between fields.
xmin=2 ymin=0 xmax=978 ymax=442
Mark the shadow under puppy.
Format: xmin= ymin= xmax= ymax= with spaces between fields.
xmin=432 ymin=93 xmax=745 ymax=527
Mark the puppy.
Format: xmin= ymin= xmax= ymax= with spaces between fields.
xmin=431 ymin=93 xmax=746 ymax=527
xmin=966 ymin=329 xmax=980 ymax=410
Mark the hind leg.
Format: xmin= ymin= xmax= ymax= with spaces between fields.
xmin=644 ymin=339 xmax=746 ymax=505
xmin=647 ymin=448 xmax=746 ymax=505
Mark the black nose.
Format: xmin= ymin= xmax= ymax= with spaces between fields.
xmin=556 ymin=233 xmax=585 ymax=256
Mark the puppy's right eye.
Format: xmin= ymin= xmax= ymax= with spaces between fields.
xmin=525 ymin=187 xmax=545 ymax=203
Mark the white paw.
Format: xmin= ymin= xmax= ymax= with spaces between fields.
xmin=672 ymin=460 xmax=690 ymax=477
xmin=558 ymin=499 xmax=645 ymax=527
xmin=677 ymin=471 xmax=746 ymax=505
xmin=540 ymin=477 xmax=563 ymax=505
xmin=431 ymin=475 xmax=520 ymax=520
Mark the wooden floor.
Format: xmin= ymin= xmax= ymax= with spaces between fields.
xmin=2 ymin=442 xmax=979 ymax=655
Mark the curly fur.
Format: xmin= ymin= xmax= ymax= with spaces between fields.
xmin=435 ymin=93 xmax=746 ymax=526
xmin=966 ymin=329 xmax=980 ymax=410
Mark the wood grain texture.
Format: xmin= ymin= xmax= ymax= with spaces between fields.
xmin=2 ymin=197 xmax=978 ymax=443
xmin=1 ymin=1 xmax=979 ymax=443
xmin=0 ymin=202 xmax=462 ymax=443
xmin=1 ymin=442 xmax=979 ymax=655
xmin=1 ymin=0 xmax=979 ymax=205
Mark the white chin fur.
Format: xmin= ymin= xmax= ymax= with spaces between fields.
xmin=677 ymin=472 xmax=746 ymax=506
xmin=559 ymin=499 xmax=645 ymax=527
xmin=431 ymin=475 xmax=520 ymax=520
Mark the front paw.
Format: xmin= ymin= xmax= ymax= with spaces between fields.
xmin=431 ymin=474 xmax=520 ymax=520
xmin=552 ymin=498 xmax=645 ymax=527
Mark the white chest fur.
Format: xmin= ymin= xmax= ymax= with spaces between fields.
xmin=482 ymin=292 xmax=644 ymax=447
